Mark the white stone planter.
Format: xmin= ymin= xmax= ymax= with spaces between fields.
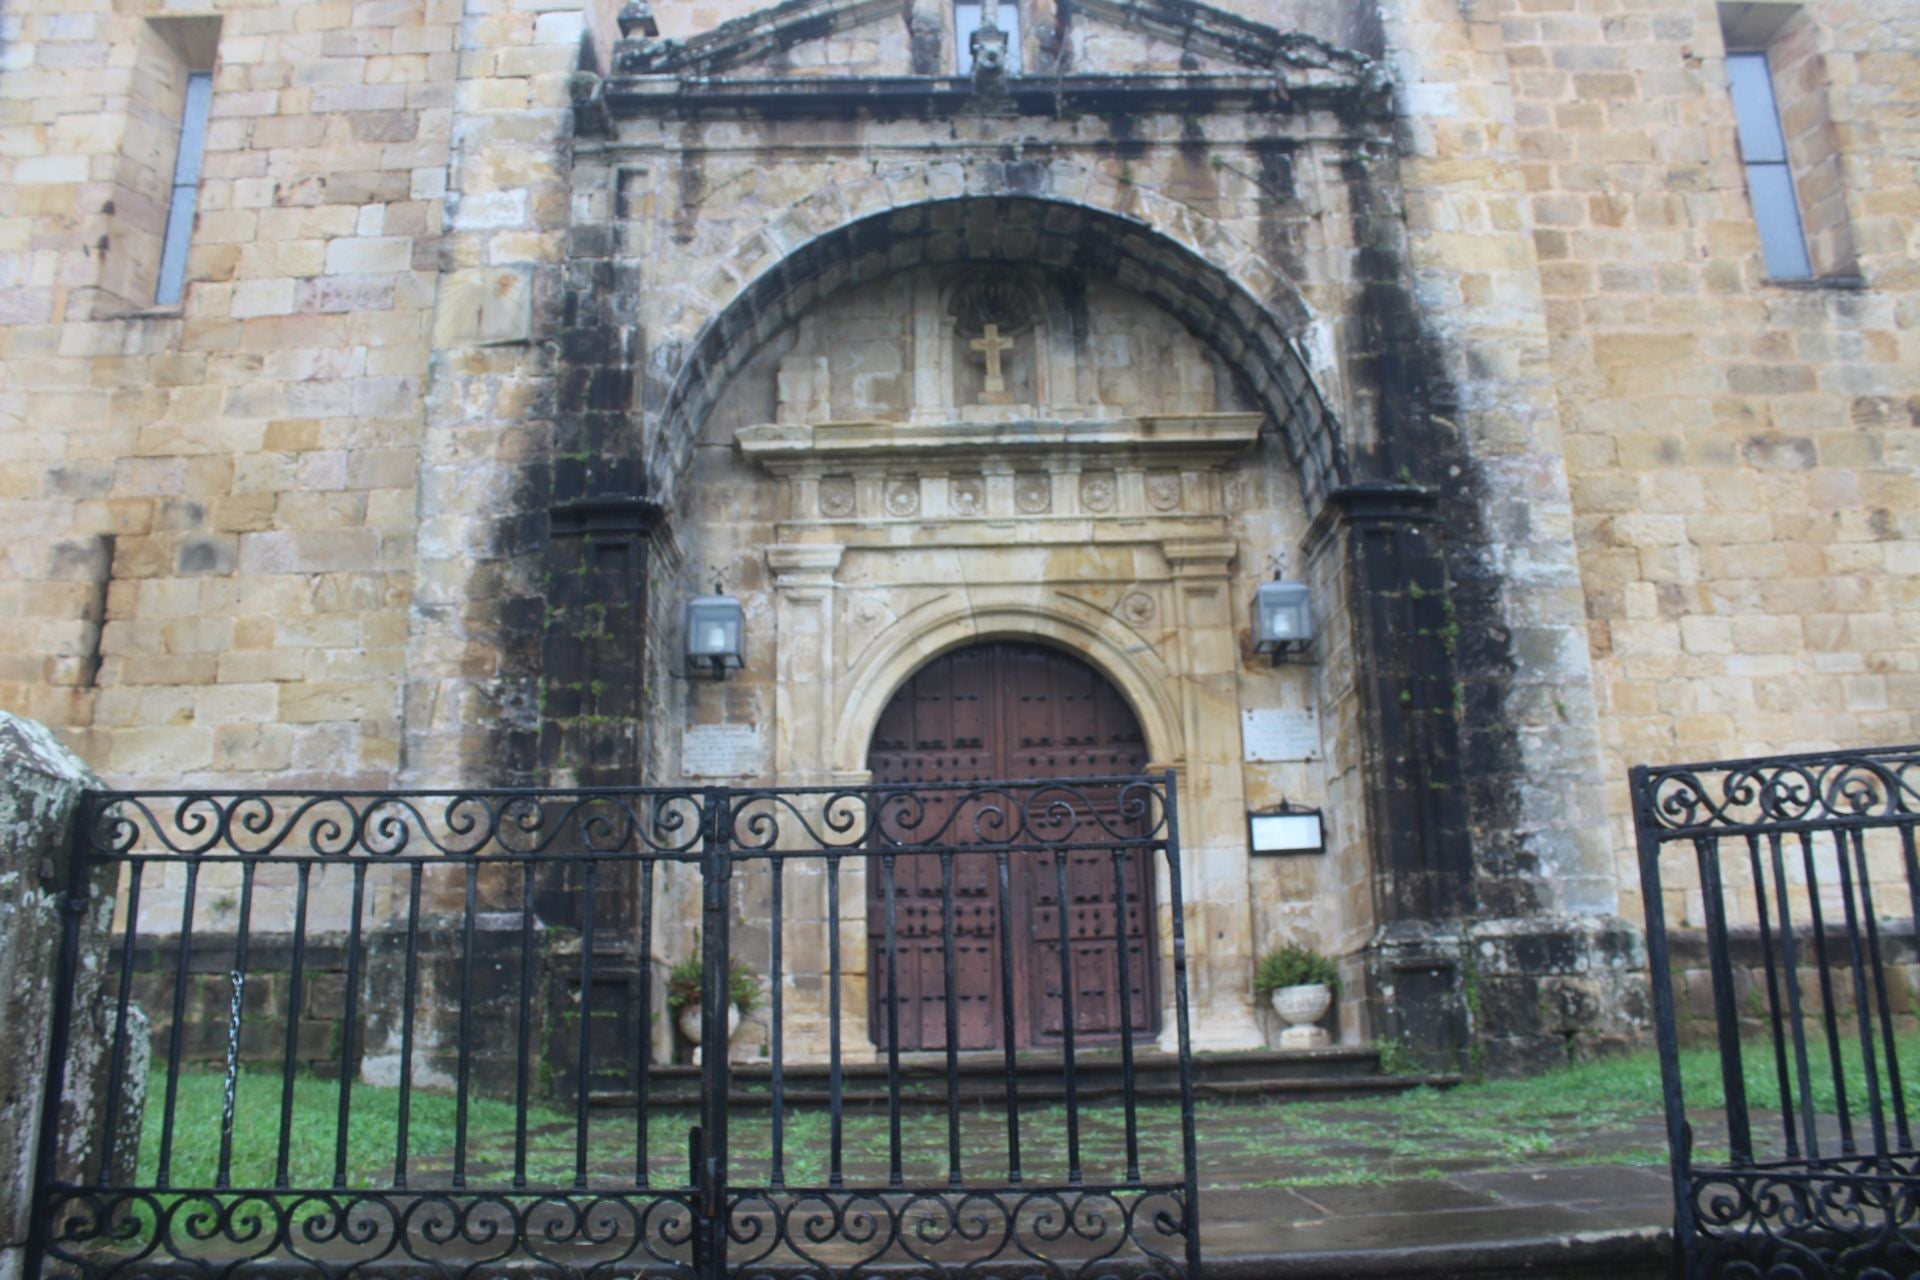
xmin=1270 ymin=982 xmax=1332 ymax=1050
xmin=677 ymin=1001 xmax=742 ymax=1047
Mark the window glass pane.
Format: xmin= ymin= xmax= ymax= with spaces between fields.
xmin=155 ymin=71 xmax=214 ymax=306
xmin=954 ymin=0 xmax=1019 ymax=73
xmin=154 ymin=189 xmax=198 ymax=306
xmin=173 ymin=73 xmax=213 ymax=186
xmin=1726 ymin=53 xmax=1788 ymax=163
xmin=1747 ymin=161 xmax=1813 ymax=279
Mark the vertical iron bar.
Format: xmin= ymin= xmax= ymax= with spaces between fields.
xmin=883 ymin=851 xmax=904 ymax=1188
xmin=155 ymin=858 xmax=201 ymax=1189
xmin=1850 ymin=826 xmax=1909 ymax=1150
xmin=1745 ymin=834 xmax=1798 ymax=1159
xmin=828 ymin=852 xmax=845 ymax=1188
xmin=332 ymin=860 xmax=367 ymax=1188
xmin=636 ymin=857 xmax=655 ymax=1189
xmin=700 ymin=788 xmax=732 ymax=1280
xmin=515 ymin=858 xmax=535 ymax=1187
xmin=97 ymin=858 xmax=145 ymax=1185
xmin=1161 ymin=772 xmax=1203 ymax=1280
xmin=576 ymin=857 xmax=600 ymax=1188
xmin=1769 ymin=832 xmax=1820 ymax=1161
xmin=276 ymin=861 xmax=312 ymax=1189
xmin=1898 ymin=823 xmax=1920 ymax=1153
xmin=940 ymin=850 xmax=962 ymax=1187
xmin=1902 ymin=825 xmax=1920 ymax=954
xmin=770 ymin=855 xmax=786 ymax=1188
xmin=1693 ymin=834 xmax=1752 ymax=1165
xmin=1801 ymin=830 xmax=1856 ymax=1152
xmin=1111 ymin=848 xmax=1141 ymax=1184
xmin=1834 ymin=828 xmax=1889 ymax=1158
xmin=394 ymin=861 xmax=423 ymax=1188
xmin=215 ymin=860 xmax=257 ymax=1188
xmin=1631 ymin=767 xmax=1695 ymax=1280
xmin=994 ymin=848 xmax=1022 ymax=1185
xmin=454 ymin=859 xmax=479 ymax=1188
xmin=1053 ymin=846 xmax=1082 ymax=1184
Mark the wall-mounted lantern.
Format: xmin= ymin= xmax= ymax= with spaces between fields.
xmin=1253 ymin=578 xmax=1314 ymax=662
xmin=685 ymin=593 xmax=744 ymax=678
xmin=1247 ymin=801 xmax=1326 ymax=857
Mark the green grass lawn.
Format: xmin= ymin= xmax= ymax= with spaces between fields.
xmin=135 ymin=1068 xmax=571 ymax=1190
xmin=136 ymin=1031 xmax=1920 ymax=1194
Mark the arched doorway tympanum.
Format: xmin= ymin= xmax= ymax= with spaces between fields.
xmin=864 ymin=641 xmax=1159 ymax=1051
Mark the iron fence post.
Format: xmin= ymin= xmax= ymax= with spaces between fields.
xmin=1161 ymin=768 xmax=1203 ymax=1280
xmin=25 ymin=791 xmax=97 ymax=1280
xmin=700 ymin=786 xmax=733 ymax=1280
xmin=1631 ymin=764 xmax=1695 ymax=1280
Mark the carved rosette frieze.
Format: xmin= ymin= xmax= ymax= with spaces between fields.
xmin=1146 ymin=471 xmax=1183 ymax=511
xmin=737 ymin=414 xmax=1259 ymax=541
xmin=885 ymin=478 xmax=921 ymax=517
xmin=1015 ymin=473 xmax=1051 ymax=514
xmin=950 ymin=476 xmax=984 ymax=515
xmin=819 ymin=475 xmax=855 ymax=518
xmin=1080 ymin=470 xmax=1117 ymax=513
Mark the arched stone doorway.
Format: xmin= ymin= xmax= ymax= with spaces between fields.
xmin=863 ymin=640 xmax=1158 ymax=1051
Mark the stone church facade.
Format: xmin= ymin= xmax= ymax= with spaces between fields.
xmin=0 ymin=0 xmax=1915 ymax=1071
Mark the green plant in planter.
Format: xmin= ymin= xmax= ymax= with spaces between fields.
xmin=664 ymin=952 xmax=761 ymax=1014
xmin=666 ymin=954 xmax=704 ymax=1014
xmin=1254 ymin=943 xmax=1339 ymax=998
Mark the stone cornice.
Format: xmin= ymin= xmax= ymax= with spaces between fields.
xmin=604 ymin=72 xmax=1380 ymax=120
xmin=737 ymin=414 xmax=1262 ymax=472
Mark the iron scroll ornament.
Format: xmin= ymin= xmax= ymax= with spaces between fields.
xmin=717 ymin=779 xmax=1172 ymax=854
xmin=1641 ymin=748 xmax=1920 ymax=834
xmin=40 ymin=1187 xmax=704 ymax=1280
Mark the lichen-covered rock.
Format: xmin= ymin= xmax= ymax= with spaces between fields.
xmin=0 ymin=713 xmax=114 ymax=1279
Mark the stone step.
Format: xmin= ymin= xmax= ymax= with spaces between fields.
xmin=593 ymin=1046 xmax=1458 ymax=1108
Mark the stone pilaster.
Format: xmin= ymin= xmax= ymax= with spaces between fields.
xmin=1161 ymin=538 xmax=1262 ymax=1052
xmin=767 ymin=544 xmax=845 ymax=786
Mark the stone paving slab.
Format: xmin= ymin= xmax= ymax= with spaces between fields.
xmin=1198 ymin=1167 xmax=1674 ymax=1277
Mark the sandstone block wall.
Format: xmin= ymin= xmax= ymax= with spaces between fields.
xmin=2 ymin=0 xmax=464 ymax=788
xmin=0 ymin=0 xmax=1915 ymax=1053
xmin=1487 ymin=0 xmax=1920 ymax=926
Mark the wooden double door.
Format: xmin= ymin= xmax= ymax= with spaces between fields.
xmin=865 ymin=641 xmax=1159 ymax=1051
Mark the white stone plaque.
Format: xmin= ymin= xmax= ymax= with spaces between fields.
xmin=1240 ymin=707 xmax=1321 ymax=762
xmin=682 ymin=725 xmax=765 ymax=778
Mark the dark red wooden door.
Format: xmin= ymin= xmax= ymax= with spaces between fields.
xmin=865 ymin=641 xmax=1158 ymax=1051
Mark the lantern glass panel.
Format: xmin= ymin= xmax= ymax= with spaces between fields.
xmin=1254 ymin=581 xmax=1313 ymax=651
xmin=685 ymin=596 xmax=744 ymax=666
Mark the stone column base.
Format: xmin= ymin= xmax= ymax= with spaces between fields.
xmin=1367 ymin=915 xmax=1649 ymax=1075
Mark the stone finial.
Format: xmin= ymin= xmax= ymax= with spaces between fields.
xmin=618 ymin=1 xmax=659 ymax=38
xmin=969 ymin=17 xmax=1009 ymax=93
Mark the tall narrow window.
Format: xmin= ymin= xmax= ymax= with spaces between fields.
xmin=1725 ymin=51 xmax=1813 ymax=280
xmin=154 ymin=70 xmax=212 ymax=307
xmin=955 ymin=0 xmax=1020 ymax=74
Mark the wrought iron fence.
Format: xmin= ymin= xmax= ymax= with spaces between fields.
xmin=1633 ymin=746 xmax=1920 ymax=1280
xmin=29 ymin=776 xmax=1199 ymax=1280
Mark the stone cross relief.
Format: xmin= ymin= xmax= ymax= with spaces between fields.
xmin=969 ymin=323 xmax=1015 ymax=405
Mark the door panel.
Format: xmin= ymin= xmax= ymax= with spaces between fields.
xmin=866 ymin=641 xmax=1157 ymax=1050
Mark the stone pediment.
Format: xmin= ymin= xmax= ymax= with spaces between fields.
xmin=604 ymin=0 xmax=1385 ymax=117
